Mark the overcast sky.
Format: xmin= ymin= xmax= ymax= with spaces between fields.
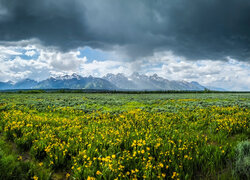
xmin=0 ymin=0 xmax=250 ymax=90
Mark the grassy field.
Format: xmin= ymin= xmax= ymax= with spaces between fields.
xmin=0 ymin=93 xmax=249 ymax=180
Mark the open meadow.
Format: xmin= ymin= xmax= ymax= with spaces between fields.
xmin=0 ymin=93 xmax=249 ymax=180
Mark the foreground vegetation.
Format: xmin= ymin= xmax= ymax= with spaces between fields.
xmin=0 ymin=93 xmax=249 ymax=179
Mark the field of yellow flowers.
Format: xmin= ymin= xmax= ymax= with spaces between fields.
xmin=0 ymin=93 xmax=249 ymax=179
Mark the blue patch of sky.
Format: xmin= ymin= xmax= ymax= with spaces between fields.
xmin=227 ymin=59 xmax=250 ymax=70
xmin=77 ymin=46 xmax=111 ymax=62
xmin=9 ymin=49 xmax=40 ymax=60
xmin=196 ymin=61 xmax=202 ymax=67
xmin=240 ymin=64 xmax=250 ymax=70
xmin=7 ymin=46 xmax=111 ymax=62
xmin=20 ymin=49 xmax=40 ymax=60
xmin=144 ymin=62 xmax=164 ymax=69
xmin=155 ymin=62 xmax=164 ymax=68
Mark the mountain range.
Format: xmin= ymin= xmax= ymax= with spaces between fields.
xmin=103 ymin=73 xmax=206 ymax=90
xmin=0 ymin=73 xmax=222 ymax=91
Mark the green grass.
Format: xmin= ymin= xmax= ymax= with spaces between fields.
xmin=0 ymin=93 xmax=249 ymax=179
xmin=0 ymin=136 xmax=51 ymax=180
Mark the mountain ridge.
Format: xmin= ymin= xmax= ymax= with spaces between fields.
xmin=103 ymin=73 xmax=206 ymax=91
xmin=0 ymin=73 xmax=221 ymax=91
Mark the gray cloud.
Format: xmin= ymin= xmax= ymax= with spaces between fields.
xmin=0 ymin=0 xmax=250 ymax=61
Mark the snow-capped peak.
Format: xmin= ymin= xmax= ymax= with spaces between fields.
xmin=53 ymin=73 xmax=82 ymax=80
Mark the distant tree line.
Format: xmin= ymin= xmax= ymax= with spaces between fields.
xmin=0 ymin=89 xmax=249 ymax=94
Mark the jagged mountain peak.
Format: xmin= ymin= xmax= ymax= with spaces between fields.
xmin=104 ymin=73 xmax=126 ymax=78
xmin=16 ymin=78 xmax=37 ymax=82
xmin=151 ymin=73 xmax=159 ymax=77
xmin=131 ymin=72 xmax=146 ymax=77
xmin=149 ymin=74 xmax=166 ymax=81
xmin=52 ymin=73 xmax=83 ymax=80
xmin=131 ymin=72 xmax=140 ymax=76
xmin=6 ymin=80 xmax=15 ymax=85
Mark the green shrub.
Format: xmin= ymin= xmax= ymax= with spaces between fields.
xmin=0 ymin=148 xmax=29 ymax=180
xmin=0 ymin=140 xmax=51 ymax=180
xmin=233 ymin=141 xmax=250 ymax=179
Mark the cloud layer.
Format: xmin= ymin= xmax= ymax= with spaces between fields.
xmin=0 ymin=44 xmax=249 ymax=91
xmin=0 ymin=0 xmax=250 ymax=61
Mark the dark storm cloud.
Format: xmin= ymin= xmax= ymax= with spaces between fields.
xmin=0 ymin=0 xmax=250 ymax=61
